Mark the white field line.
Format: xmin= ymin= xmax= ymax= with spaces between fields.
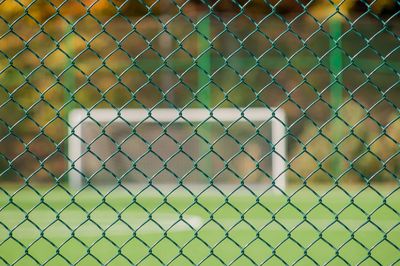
xmin=3 ymin=216 xmax=399 ymax=239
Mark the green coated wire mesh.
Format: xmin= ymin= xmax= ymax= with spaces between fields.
xmin=0 ymin=1 xmax=399 ymax=265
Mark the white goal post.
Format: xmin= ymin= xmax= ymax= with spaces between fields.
xmin=68 ymin=108 xmax=287 ymax=190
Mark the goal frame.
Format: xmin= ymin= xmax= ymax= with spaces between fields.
xmin=67 ymin=108 xmax=287 ymax=190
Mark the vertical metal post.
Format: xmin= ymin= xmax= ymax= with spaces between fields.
xmin=198 ymin=15 xmax=211 ymax=107
xmin=64 ymin=23 xmax=79 ymax=188
xmin=329 ymin=17 xmax=343 ymax=179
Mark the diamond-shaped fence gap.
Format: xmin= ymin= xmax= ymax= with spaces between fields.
xmin=0 ymin=200 xmax=26 ymax=230
xmin=341 ymin=29 xmax=369 ymax=58
xmin=308 ymin=239 xmax=339 ymax=265
xmin=306 ymin=31 xmax=332 ymax=57
xmin=181 ymin=238 xmax=212 ymax=264
xmin=89 ymin=239 xmax=120 ymax=265
xmin=165 ymin=48 xmax=193 ymax=74
xmin=275 ymin=202 xmax=304 ymax=229
xmin=10 ymin=150 xmax=42 ymax=179
xmin=135 ymin=84 xmax=164 ymax=108
xmin=196 ymin=220 xmax=227 ymax=251
xmin=74 ymin=15 xmax=104 ymax=42
xmin=274 ymin=30 xmax=305 ymax=58
xmin=242 ymin=30 xmax=273 ymax=58
xmin=369 ymin=67 xmax=399 ymax=93
xmin=227 ymin=154 xmax=260 ymax=183
xmin=226 ymin=49 xmax=257 ymax=76
xmin=88 ymin=33 xmax=118 ymax=60
xmin=148 ymin=67 xmax=178 ymax=99
xmin=9 ymin=84 xmax=39 ymax=111
xmin=27 ymin=99 xmax=57 ymax=126
xmin=369 ymin=97 xmax=399 ymax=123
xmin=73 ymin=185 xmax=104 ymax=209
xmin=42 ymin=117 xmax=68 ymax=143
xmin=58 ymin=238 xmax=88 ymax=264
xmin=291 ymin=84 xmax=321 ymax=111
xmin=119 ymin=69 xmax=147 ymax=92
xmin=28 ymin=66 xmax=57 ymax=93
xmin=25 ymin=236 xmax=60 ymax=265
xmin=293 ymin=13 xmax=321 ymax=39
xmin=87 ymin=1 xmax=118 ymax=23
xmin=277 ymin=67 xmax=306 ymax=94
xmin=290 ymin=186 xmax=320 ymax=213
xmin=213 ymin=66 xmax=241 ymax=90
xmin=0 ymin=242 xmax=29 ymax=266
xmin=166 ymin=153 xmax=196 ymax=181
xmin=119 ymin=31 xmax=149 ymax=58
xmin=339 ymin=238 xmax=371 ymax=265
xmin=133 ymin=45 xmax=163 ymax=72
xmin=90 ymin=67 xmax=118 ymax=92
xmin=104 ymin=83 xmax=132 ymax=107
xmin=246 ymin=238 xmax=275 ymax=264
xmin=226 ymin=84 xmax=257 ymax=106
xmin=290 ymin=48 xmax=320 ymax=74
xmin=226 ymin=14 xmax=257 ymax=38
xmin=306 ymin=204 xmax=336 ymax=231
xmin=4 ymin=4 xmax=27 ymax=20
xmin=351 ymin=15 xmax=385 ymax=40
xmin=151 ymin=238 xmax=181 ymax=264
xmin=41 ymin=50 xmax=68 ymax=77
xmin=101 ymin=17 xmax=131 ymax=42
xmin=9 ymin=16 xmax=41 ymax=43
xmin=274 ymin=238 xmax=305 ymax=265
xmin=10 ymin=50 xmax=41 ymax=77
xmin=0 ymin=32 xmax=25 ymax=59
xmin=214 ymin=237 xmax=244 ymax=264
xmin=135 ymin=152 xmax=164 ymax=180
xmin=304 ymin=63 xmax=331 ymax=91
xmin=370 ymin=238 xmax=400 ymax=264
xmin=28 ymin=32 xmax=58 ymax=60
xmin=73 ymin=49 xmax=104 ymax=77
xmin=242 ymin=66 xmax=273 ymax=92
xmin=166 ymin=15 xmax=194 ymax=39
xmin=135 ymin=16 xmax=166 ymax=42
xmin=257 ymin=83 xmax=286 ymax=107
xmin=213 ymin=30 xmax=241 ymax=59
xmin=104 ymin=49 xmax=134 ymax=74
xmin=353 ymin=50 xmax=386 ymax=75
xmin=120 ymin=238 xmax=152 ymax=265
xmin=73 ymin=84 xmax=103 ymax=109
xmin=151 ymin=32 xmax=178 ymax=60
xmin=13 ymin=218 xmax=41 ymax=242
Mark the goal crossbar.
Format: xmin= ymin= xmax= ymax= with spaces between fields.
xmin=68 ymin=108 xmax=287 ymax=190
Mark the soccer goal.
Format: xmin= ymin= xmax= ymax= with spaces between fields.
xmin=67 ymin=108 xmax=287 ymax=191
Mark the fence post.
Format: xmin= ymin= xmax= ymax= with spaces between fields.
xmin=329 ymin=17 xmax=343 ymax=180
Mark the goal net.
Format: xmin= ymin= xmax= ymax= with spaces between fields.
xmin=68 ymin=108 xmax=287 ymax=191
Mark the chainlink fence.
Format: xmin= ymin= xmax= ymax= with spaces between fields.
xmin=0 ymin=1 xmax=399 ymax=265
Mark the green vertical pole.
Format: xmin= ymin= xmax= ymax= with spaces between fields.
xmin=198 ymin=16 xmax=211 ymax=107
xmin=329 ymin=17 xmax=343 ymax=180
xmin=198 ymin=15 xmax=212 ymax=180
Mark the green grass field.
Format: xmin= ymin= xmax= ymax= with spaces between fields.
xmin=0 ymin=185 xmax=399 ymax=265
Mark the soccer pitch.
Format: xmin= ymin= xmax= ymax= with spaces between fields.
xmin=0 ymin=185 xmax=398 ymax=265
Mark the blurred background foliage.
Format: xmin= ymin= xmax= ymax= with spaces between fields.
xmin=0 ymin=0 xmax=399 ymax=184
